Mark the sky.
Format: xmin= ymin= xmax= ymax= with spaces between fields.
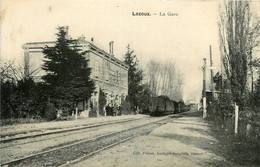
xmin=1 ymin=0 xmax=260 ymax=103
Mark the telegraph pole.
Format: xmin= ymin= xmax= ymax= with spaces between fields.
xmin=220 ymin=46 xmax=224 ymax=91
xmin=203 ymin=58 xmax=207 ymax=118
xmin=209 ymin=45 xmax=214 ymax=99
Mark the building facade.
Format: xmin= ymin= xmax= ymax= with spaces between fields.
xmin=22 ymin=37 xmax=128 ymax=114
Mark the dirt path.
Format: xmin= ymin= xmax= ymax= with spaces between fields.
xmin=72 ymin=111 xmax=235 ymax=167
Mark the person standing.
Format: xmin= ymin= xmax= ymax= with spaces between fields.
xmin=113 ymin=104 xmax=118 ymax=116
xmin=105 ymin=104 xmax=112 ymax=116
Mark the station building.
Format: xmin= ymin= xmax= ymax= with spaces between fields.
xmin=22 ymin=36 xmax=129 ymax=114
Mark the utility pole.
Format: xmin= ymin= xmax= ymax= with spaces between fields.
xmin=220 ymin=47 xmax=224 ymax=91
xmin=209 ymin=45 xmax=215 ymax=99
xmin=203 ymin=58 xmax=207 ymax=118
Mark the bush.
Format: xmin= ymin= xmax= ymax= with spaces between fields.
xmin=89 ymin=106 xmax=97 ymax=117
xmin=1 ymin=78 xmax=52 ymax=120
xmin=1 ymin=81 xmax=19 ymax=119
xmin=0 ymin=117 xmax=44 ymax=126
xmin=207 ymin=92 xmax=234 ymax=119
xmin=44 ymin=103 xmax=57 ymax=121
xmin=121 ymin=100 xmax=131 ymax=115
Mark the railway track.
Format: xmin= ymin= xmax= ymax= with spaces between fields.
xmin=1 ymin=116 xmax=173 ymax=167
xmin=1 ymin=117 xmax=152 ymax=151
xmin=1 ymin=117 xmax=144 ymax=143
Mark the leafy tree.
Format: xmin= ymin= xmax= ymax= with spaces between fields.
xmin=15 ymin=78 xmax=37 ymax=118
xmin=1 ymin=80 xmax=18 ymax=118
xmin=0 ymin=59 xmax=51 ymax=119
xmin=253 ymin=76 xmax=260 ymax=110
xmin=124 ymin=45 xmax=143 ymax=112
xmin=0 ymin=77 xmax=52 ymax=120
xmin=42 ymin=26 xmax=95 ymax=111
xmin=219 ymin=1 xmax=260 ymax=108
xmin=213 ymin=72 xmax=222 ymax=91
xmin=252 ymin=60 xmax=260 ymax=110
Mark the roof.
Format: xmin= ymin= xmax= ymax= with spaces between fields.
xmin=23 ymin=39 xmax=129 ymax=70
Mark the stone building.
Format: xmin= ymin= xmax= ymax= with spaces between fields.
xmin=22 ymin=36 xmax=129 ymax=115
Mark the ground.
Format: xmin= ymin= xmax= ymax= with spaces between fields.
xmin=72 ymin=111 xmax=234 ymax=167
xmin=0 ymin=115 xmax=147 ymax=136
xmin=2 ymin=110 xmax=259 ymax=167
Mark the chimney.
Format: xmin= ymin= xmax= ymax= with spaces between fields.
xmin=111 ymin=41 xmax=114 ymax=55
xmin=109 ymin=41 xmax=114 ymax=55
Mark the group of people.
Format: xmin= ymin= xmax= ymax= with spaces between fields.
xmin=105 ymin=103 xmax=122 ymax=116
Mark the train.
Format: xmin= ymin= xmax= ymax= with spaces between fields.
xmin=140 ymin=96 xmax=190 ymax=116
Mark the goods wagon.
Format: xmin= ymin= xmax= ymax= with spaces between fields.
xmin=149 ymin=96 xmax=175 ymax=116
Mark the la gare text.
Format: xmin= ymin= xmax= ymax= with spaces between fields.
xmin=132 ymin=12 xmax=178 ymax=16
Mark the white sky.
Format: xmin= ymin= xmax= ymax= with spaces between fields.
xmin=1 ymin=0 xmax=260 ymax=103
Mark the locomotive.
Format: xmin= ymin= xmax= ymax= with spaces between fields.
xmin=142 ymin=95 xmax=190 ymax=116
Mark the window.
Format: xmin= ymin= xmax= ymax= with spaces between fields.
xmin=95 ymin=62 xmax=99 ymax=77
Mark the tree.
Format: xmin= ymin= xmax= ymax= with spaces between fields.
xmin=42 ymin=26 xmax=95 ymax=111
xmin=146 ymin=60 xmax=161 ymax=96
xmin=1 ymin=60 xmax=25 ymax=84
xmin=0 ymin=59 xmax=51 ymax=119
xmin=252 ymin=59 xmax=260 ymax=109
xmin=1 ymin=58 xmax=41 ymax=84
xmin=146 ymin=60 xmax=183 ymax=101
xmin=124 ymin=45 xmax=143 ymax=112
xmin=253 ymin=76 xmax=260 ymax=109
xmin=98 ymin=88 xmax=107 ymax=116
xmin=218 ymin=1 xmax=260 ymax=108
xmin=0 ymin=76 xmax=54 ymax=120
xmin=1 ymin=80 xmax=18 ymax=118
